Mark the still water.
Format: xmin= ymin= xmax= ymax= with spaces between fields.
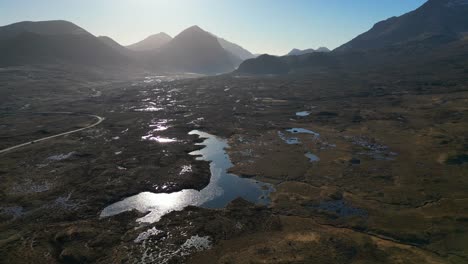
xmin=101 ymin=130 xmax=274 ymax=223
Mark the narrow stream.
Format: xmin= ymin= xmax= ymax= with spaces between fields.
xmin=100 ymin=130 xmax=274 ymax=223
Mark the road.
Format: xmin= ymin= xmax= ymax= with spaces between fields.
xmin=0 ymin=113 xmax=105 ymax=155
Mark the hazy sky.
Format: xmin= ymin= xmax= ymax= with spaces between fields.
xmin=0 ymin=0 xmax=427 ymax=55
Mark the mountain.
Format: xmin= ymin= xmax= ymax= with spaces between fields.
xmin=126 ymin=33 xmax=172 ymax=51
xmin=237 ymin=51 xmax=341 ymax=75
xmin=287 ymin=47 xmax=330 ymax=56
xmin=316 ymin=47 xmax=331 ymax=52
xmin=0 ymin=20 xmax=91 ymax=39
xmin=0 ymin=20 xmax=128 ymax=66
xmin=98 ymin=36 xmax=131 ymax=55
xmin=236 ymin=54 xmax=289 ymax=74
xmin=151 ymin=26 xmax=240 ymax=74
xmin=287 ymin=48 xmax=315 ymax=56
xmin=336 ymin=0 xmax=468 ymax=51
xmin=0 ymin=21 xmax=247 ymax=74
xmin=129 ymin=29 xmax=252 ymax=69
xmin=217 ymin=37 xmax=255 ymax=60
xmin=237 ymin=0 xmax=468 ymax=75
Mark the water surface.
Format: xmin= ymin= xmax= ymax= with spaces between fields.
xmin=305 ymin=152 xmax=320 ymax=162
xmin=287 ymin=128 xmax=320 ymax=137
xmin=101 ymin=130 xmax=274 ymax=223
xmin=296 ymin=111 xmax=311 ymax=117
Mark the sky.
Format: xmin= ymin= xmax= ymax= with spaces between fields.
xmin=0 ymin=0 xmax=427 ymax=55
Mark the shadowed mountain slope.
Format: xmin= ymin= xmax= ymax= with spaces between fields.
xmin=150 ymin=26 xmax=240 ymax=74
xmin=98 ymin=36 xmax=132 ymax=56
xmin=126 ymin=33 xmax=172 ymax=51
xmin=336 ymin=0 xmax=468 ymax=52
xmin=0 ymin=20 xmax=128 ymax=66
xmin=217 ymin=37 xmax=255 ymax=60
xmin=237 ymin=0 xmax=468 ymax=75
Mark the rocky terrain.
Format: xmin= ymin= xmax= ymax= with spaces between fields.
xmin=0 ymin=64 xmax=467 ymax=263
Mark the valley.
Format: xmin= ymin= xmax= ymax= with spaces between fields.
xmin=1 ymin=65 xmax=467 ymax=263
xmin=1 ymin=0 xmax=468 ymax=263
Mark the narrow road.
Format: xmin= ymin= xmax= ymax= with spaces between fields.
xmin=0 ymin=114 xmax=105 ymax=155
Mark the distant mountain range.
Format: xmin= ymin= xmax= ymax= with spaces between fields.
xmin=3 ymin=0 xmax=466 ymax=76
xmin=0 ymin=21 xmax=255 ymax=74
xmin=237 ymin=0 xmax=468 ymax=75
xmin=287 ymin=47 xmax=330 ymax=56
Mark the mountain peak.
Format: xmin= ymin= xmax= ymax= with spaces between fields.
xmin=173 ymin=25 xmax=213 ymax=42
xmin=144 ymin=32 xmax=172 ymax=43
xmin=144 ymin=32 xmax=171 ymax=39
xmin=0 ymin=20 xmax=91 ymax=38
xmin=179 ymin=25 xmax=208 ymax=36
xmin=153 ymin=32 xmax=171 ymax=39
xmin=126 ymin=32 xmax=172 ymax=51
xmin=154 ymin=25 xmax=239 ymax=74
xmin=185 ymin=25 xmax=204 ymax=32
xmin=316 ymin=47 xmax=331 ymax=52
xmin=287 ymin=48 xmax=318 ymax=56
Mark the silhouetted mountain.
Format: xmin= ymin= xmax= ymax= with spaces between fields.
xmin=287 ymin=47 xmax=330 ymax=56
xmin=236 ymin=54 xmax=289 ymax=74
xmin=316 ymin=47 xmax=331 ymax=52
xmin=217 ymin=37 xmax=255 ymax=60
xmin=98 ymin=36 xmax=131 ymax=55
xmin=0 ymin=20 xmax=91 ymax=40
xmin=238 ymin=36 xmax=468 ymax=75
xmin=151 ymin=26 xmax=239 ymax=74
xmin=238 ymin=0 xmax=468 ymax=75
xmin=0 ymin=21 xmax=249 ymax=74
xmin=0 ymin=20 xmax=128 ymax=66
xmin=126 ymin=33 xmax=172 ymax=51
xmin=287 ymin=48 xmax=315 ymax=56
xmin=336 ymin=0 xmax=468 ymax=51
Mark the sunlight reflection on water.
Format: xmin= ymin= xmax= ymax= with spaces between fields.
xmin=101 ymin=130 xmax=274 ymax=223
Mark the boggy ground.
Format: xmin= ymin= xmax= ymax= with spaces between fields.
xmin=0 ymin=66 xmax=467 ymax=263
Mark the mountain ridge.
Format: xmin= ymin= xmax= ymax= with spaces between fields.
xmin=287 ymin=47 xmax=330 ymax=56
xmin=0 ymin=20 xmax=91 ymax=40
xmin=150 ymin=25 xmax=240 ymax=74
xmin=0 ymin=21 xmax=251 ymax=74
xmin=0 ymin=20 xmax=129 ymax=67
xmin=237 ymin=0 xmax=468 ymax=75
xmin=126 ymin=32 xmax=172 ymax=51
xmin=336 ymin=0 xmax=468 ymax=51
